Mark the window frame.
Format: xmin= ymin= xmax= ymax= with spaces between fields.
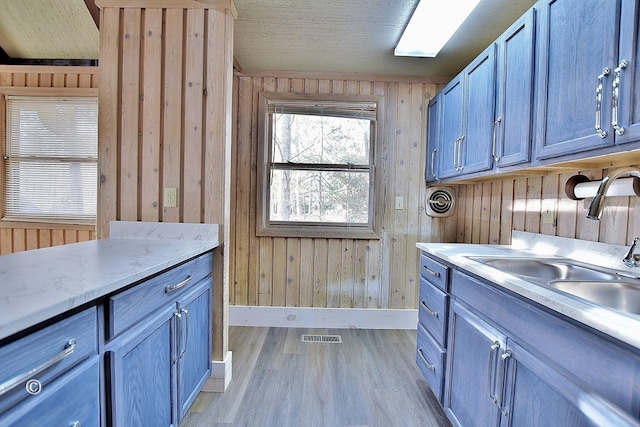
xmin=0 ymin=86 xmax=99 ymax=227
xmin=256 ymin=92 xmax=384 ymax=239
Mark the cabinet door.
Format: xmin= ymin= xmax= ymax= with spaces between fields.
xmin=495 ymin=8 xmax=535 ymax=168
xmin=439 ymin=75 xmax=465 ymax=179
xmin=501 ymin=339 xmax=640 ymax=427
xmin=462 ymin=44 xmax=496 ymax=175
xmin=534 ymin=0 xmax=620 ymax=159
xmin=614 ymin=0 xmax=640 ymax=145
xmin=177 ymin=279 xmax=212 ymax=420
xmin=444 ymin=301 xmax=504 ymax=427
xmin=109 ymin=306 xmax=176 ymax=427
xmin=426 ymin=95 xmax=441 ymax=182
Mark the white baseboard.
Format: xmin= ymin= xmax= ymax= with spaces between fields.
xmin=230 ymin=306 xmax=418 ymax=329
xmin=202 ymin=351 xmax=233 ymax=393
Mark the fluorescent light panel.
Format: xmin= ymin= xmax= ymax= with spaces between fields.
xmin=395 ymin=0 xmax=482 ymax=57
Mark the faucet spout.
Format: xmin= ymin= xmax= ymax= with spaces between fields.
xmin=586 ymin=167 xmax=640 ymax=220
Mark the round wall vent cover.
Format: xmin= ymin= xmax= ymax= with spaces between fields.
xmin=426 ymin=187 xmax=455 ymax=217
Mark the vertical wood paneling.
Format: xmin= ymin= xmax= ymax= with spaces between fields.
xmin=140 ymin=8 xmax=162 ymax=222
xmin=119 ymin=8 xmax=142 ymax=221
xmin=160 ymin=9 xmax=183 ymax=224
xmin=0 ymin=66 xmax=99 ymax=253
xmin=231 ymin=74 xmax=448 ymax=311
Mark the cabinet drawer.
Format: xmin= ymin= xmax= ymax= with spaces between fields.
xmin=420 ymin=253 xmax=449 ymax=291
xmin=108 ymin=251 xmax=212 ymax=339
xmin=418 ymin=277 xmax=448 ymax=347
xmin=0 ymin=357 xmax=100 ymax=427
xmin=416 ymin=323 xmax=446 ymax=403
xmin=0 ymin=307 xmax=98 ymax=414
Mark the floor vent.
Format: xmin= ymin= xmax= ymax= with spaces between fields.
xmin=301 ymin=334 xmax=342 ymax=344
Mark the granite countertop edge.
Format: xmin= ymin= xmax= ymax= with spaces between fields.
xmin=0 ymin=222 xmax=219 ymax=341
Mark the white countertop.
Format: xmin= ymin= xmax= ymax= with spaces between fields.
xmin=0 ymin=221 xmax=219 ymax=341
xmin=417 ymin=231 xmax=640 ymax=350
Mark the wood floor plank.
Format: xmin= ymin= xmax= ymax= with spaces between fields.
xmin=180 ymin=327 xmax=451 ymax=427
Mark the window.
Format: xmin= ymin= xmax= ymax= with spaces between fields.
xmin=257 ymin=93 xmax=383 ymax=238
xmin=3 ymin=92 xmax=98 ymax=224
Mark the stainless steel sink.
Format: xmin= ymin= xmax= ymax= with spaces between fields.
xmin=469 ymin=256 xmax=640 ymax=315
xmin=469 ymin=257 xmax=620 ymax=282
xmin=548 ymin=280 xmax=640 ymax=315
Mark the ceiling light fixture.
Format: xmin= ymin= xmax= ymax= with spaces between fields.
xmin=395 ymin=0 xmax=482 ymax=57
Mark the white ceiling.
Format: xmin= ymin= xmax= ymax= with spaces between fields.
xmin=0 ymin=0 xmax=536 ymax=79
xmin=233 ymin=0 xmax=537 ymax=78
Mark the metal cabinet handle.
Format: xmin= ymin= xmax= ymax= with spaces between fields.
xmin=430 ymin=149 xmax=437 ymax=180
xmin=612 ymin=60 xmax=629 ymax=136
xmin=420 ymin=300 xmax=439 ymax=318
xmin=418 ymin=347 xmax=436 ymax=371
xmin=452 ymin=137 xmax=460 ymax=170
xmin=492 ymin=117 xmax=502 ymax=161
xmin=457 ymin=135 xmax=465 ymax=171
xmin=486 ymin=341 xmax=500 ymax=403
xmin=0 ymin=339 xmax=77 ymax=396
xmin=422 ymin=265 xmax=440 ymax=278
xmin=179 ymin=307 xmax=190 ymax=358
xmin=165 ymin=274 xmax=193 ymax=293
xmin=497 ymin=350 xmax=512 ymax=414
xmin=595 ymin=67 xmax=611 ymax=138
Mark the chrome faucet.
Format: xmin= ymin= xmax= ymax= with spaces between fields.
xmin=623 ymin=237 xmax=640 ymax=267
xmin=586 ymin=167 xmax=640 ymax=220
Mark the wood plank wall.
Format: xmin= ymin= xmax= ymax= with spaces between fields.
xmin=96 ymin=0 xmax=235 ymax=360
xmin=454 ymin=167 xmax=640 ymax=247
xmin=230 ymin=73 xmax=453 ymax=310
xmin=0 ymin=66 xmax=99 ymax=254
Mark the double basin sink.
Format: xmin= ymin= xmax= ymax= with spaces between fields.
xmin=469 ymin=256 xmax=640 ymax=315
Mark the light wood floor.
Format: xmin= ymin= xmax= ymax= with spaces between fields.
xmin=181 ymin=327 xmax=451 ymax=427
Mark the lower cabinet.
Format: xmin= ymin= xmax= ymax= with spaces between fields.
xmin=108 ymin=278 xmax=212 ymax=426
xmin=443 ymin=270 xmax=640 ymax=427
xmin=1 ymin=357 xmax=101 ymax=427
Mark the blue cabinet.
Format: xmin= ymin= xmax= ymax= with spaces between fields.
xmin=416 ymin=253 xmax=450 ymax=403
xmin=534 ymin=0 xmax=622 ymax=159
xmin=0 ymin=307 xmax=100 ymax=426
xmin=438 ymin=45 xmax=496 ymax=179
xmin=612 ymin=0 xmax=640 ymax=145
xmin=444 ymin=301 xmax=504 ymax=427
xmin=107 ymin=253 xmax=213 ymax=426
xmin=494 ymin=8 xmax=535 ymax=168
xmin=425 ymin=95 xmax=440 ymax=182
xmin=177 ymin=281 xmax=213 ymax=420
xmin=439 ymin=75 xmax=465 ymax=179
xmin=444 ymin=268 xmax=640 ymax=427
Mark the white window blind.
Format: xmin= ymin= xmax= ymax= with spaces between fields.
xmin=4 ymin=96 xmax=98 ymax=224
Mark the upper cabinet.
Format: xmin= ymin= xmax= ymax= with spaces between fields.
xmin=426 ymin=95 xmax=441 ymax=183
xmin=494 ymin=8 xmax=535 ymax=168
xmin=614 ymin=0 xmax=640 ymax=144
xmin=534 ymin=0 xmax=632 ymax=160
xmin=438 ymin=45 xmax=496 ymax=180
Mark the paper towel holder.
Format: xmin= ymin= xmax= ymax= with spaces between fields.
xmin=565 ymin=174 xmax=640 ymax=200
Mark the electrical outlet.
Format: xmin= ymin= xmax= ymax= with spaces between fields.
xmin=164 ymin=188 xmax=177 ymax=208
xmin=395 ymin=196 xmax=404 ymax=210
xmin=542 ymin=209 xmax=555 ymax=225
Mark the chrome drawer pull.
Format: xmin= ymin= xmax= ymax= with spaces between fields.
xmin=179 ymin=307 xmax=190 ymax=358
xmin=418 ymin=348 xmax=436 ymax=371
xmin=165 ymin=274 xmax=193 ymax=293
xmin=423 ymin=266 xmax=440 ymax=278
xmin=0 ymin=339 xmax=76 ymax=396
xmin=486 ymin=341 xmax=500 ymax=404
xmin=595 ymin=67 xmax=611 ymax=138
xmin=420 ymin=300 xmax=439 ymax=318
xmin=612 ymin=60 xmax=628 ymax=136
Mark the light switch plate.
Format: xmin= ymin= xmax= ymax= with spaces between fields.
xmin=395 ymin=196 xmax=404 ymax=210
